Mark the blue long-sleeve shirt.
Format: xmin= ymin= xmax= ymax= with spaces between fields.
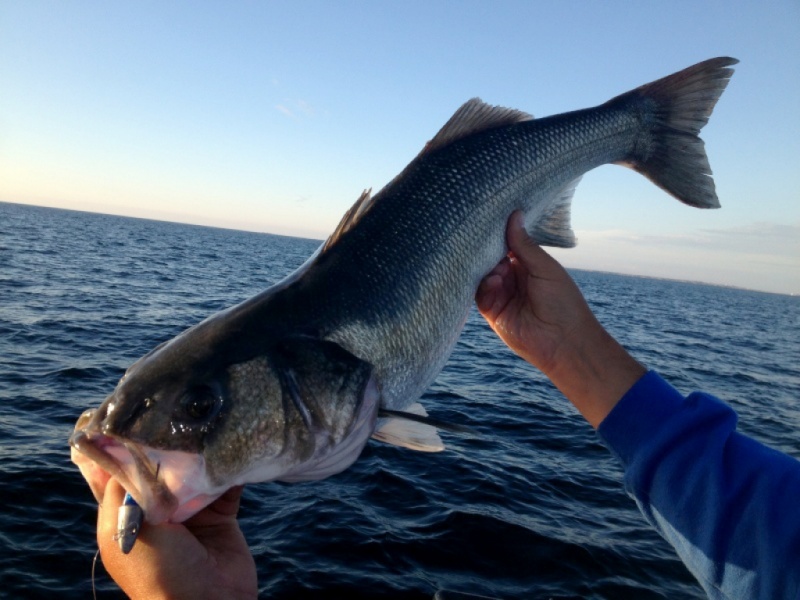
xmin=597 ymin=371 xmax=800 ymax=600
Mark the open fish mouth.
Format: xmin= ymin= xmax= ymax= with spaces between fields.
xmin=70 ymin=409 xmax=179 ymax=524
xmin=70 ymin=408 xmax=226 ymax=523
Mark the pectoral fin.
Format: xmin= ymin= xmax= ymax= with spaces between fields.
xmin=371 ymin=403 xmax=476 ymax=452
xmin=372 ymin=402 xmax=445 ymax=452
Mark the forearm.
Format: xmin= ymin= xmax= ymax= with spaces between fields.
xmin=599 ymin=372 xmax=800 ymax=599
xmin=542 ymin=316 xmax=645 ymax=429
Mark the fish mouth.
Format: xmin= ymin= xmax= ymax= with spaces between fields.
xmin=69 ymin=409 xmax=179 ymax=524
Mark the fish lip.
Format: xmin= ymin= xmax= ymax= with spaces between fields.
xmin=69 ymin=427 xmax=179 ymax=523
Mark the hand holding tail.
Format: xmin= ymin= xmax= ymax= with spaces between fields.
xmin=476 ymin=212 xmax=646 ymax=428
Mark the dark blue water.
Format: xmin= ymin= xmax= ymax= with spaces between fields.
xmin=1 ymin=201 xmax=798 ymax=599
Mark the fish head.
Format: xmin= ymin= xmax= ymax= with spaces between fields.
xmin=70 ymin=315 xmax=380 ymax=524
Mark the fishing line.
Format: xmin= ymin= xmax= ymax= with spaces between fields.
xmin=91 ymin=547 xmax=100 ymax=600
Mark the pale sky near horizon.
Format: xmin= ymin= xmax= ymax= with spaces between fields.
xmin=1 ymin=2 xmax=798 ymax=295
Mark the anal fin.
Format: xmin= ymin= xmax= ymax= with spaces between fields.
xmin=528 ymin=176 xmax=581 ymax=248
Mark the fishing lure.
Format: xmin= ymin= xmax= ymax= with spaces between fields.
xmin=113 ymin=493 xmax=143 ymax=554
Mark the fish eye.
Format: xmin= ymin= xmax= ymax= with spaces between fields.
xmin=180 ymin=385 xmax=221 ymax=422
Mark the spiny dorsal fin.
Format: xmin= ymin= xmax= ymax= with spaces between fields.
xmin=320 ymin=99 xmax=533 ymax=255
xmin=425 ymin=98 xmax=534 ymax=154
xmin=321 ymin=188 xmax=373 ymax=253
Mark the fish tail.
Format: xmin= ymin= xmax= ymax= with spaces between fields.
xmin=611 ymin=57 xmax=738 ymax=208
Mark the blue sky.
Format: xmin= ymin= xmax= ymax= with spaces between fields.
xmin=1 ymin=1 xmax=798 ymax=294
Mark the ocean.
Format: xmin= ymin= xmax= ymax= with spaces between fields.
xmin=0 ymin=201 xmax=797 ymax=599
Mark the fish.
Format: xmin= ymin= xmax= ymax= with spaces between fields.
xmin=70 ymin=57 xmax=737 ymax=525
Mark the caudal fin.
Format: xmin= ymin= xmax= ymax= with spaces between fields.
xmin=611 ymin=57 xmax=738 ymax=208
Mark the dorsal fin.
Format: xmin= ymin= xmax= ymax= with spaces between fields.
xmin=425 ymin=98 xmax=534 ymax=153
xmin=319 ymin=99 xmax=533 ymax=255
xmin=321 ymin=188 xmax=373 ymax=253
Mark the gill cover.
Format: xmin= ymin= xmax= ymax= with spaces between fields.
xmin=202 ymin=335 xmax=381 ymax=485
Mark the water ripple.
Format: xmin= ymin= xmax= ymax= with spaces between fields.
xmin=1 ymin=202 xmax=797 ymax=598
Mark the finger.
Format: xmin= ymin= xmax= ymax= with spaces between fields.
xmin=97 ymin=479 xmax=127 ymax=558
xmin=476 ymin=258 xmax=507 ymax=310
xmin=475 ymin=273 xmax=502 ymax=316
xmin=98 ymin=480 xmax=126 ymax=536
xmin=487 ymin=255 xmax=512 ymax=279
xmin=209 ymin=485 xmax=245 ymax=518
xmin=182 ymin=486 xmax=246 ymax=531
xmin=507 ymin=212 xmax=574 ymax=287
xmin=506 ymin=211 xmax=552 ymax=271
xmin=505 ymin=212 xmax=541 ymax=290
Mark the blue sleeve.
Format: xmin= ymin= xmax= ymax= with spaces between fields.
xmin=597 ymin=371 xmax=800 ymax=600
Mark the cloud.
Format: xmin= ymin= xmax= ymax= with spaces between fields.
xmin=550 ymin=221 xmax=800 ymax=295
xmin=275 ymin=99 xmax=315 ymax=119
xmin=581 ymin=222 xmax=799 ymax=259
xmin=295 ymin=99 xmax=314 ymax=117
xmin=700 ymin=222 xmax=800 ymax=257
xmin=275 ymin=104 xmax=295 ymax=118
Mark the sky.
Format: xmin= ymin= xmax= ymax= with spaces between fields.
xmin=1 ymin=1 xmax=798 ymax=295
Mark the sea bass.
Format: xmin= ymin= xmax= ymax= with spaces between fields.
xmin=71 ymin=57 xmax=737 ymax=524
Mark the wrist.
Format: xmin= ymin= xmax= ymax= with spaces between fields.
xmin=544 ymin=320 xmax=645 ymax=428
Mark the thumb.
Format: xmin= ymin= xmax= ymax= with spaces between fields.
xmin=506 ymin=211 xmax=560 ymax=276
xmin=206 ymin=486 xmax=245 ymax=519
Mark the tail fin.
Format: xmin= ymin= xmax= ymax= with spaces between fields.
xmin=610 ymin=57 xmax=738 ymax=208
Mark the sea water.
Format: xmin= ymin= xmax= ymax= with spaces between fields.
xmin=1 ymin=201 xmax=797 ymax=599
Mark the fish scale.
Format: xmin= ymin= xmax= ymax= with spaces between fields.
xmin=71 ymin=57 xmax=737 ymax=524
xmin=319 ymin=109 xmax=643 ymax=408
